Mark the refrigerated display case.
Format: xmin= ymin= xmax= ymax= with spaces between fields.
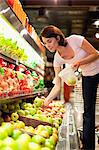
xmin=0 ymin=0 xmax=47 ymax=103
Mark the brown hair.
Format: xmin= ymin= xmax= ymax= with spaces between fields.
xmin=40 ymin=25 xmax=67 ymax=46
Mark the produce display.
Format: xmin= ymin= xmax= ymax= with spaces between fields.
xmin=0 ymin=14 xmax=44 ymax=69
xmin=0 ymin=121 xmax=58 ymax=150
xmin=0 ymin=35 xmax=28 ymax=61
xmin=0 ymin=58 xmax=44 ymax=98
xmin=0 ymin=98 xmax=65 ymax=150
xmin=0 ymin=98 xmax=65 ymax=127
xmin=0 ymin=2 xmax=66 ymax=150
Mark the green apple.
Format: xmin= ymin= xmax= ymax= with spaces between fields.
xmin=50 ymin=134 xmax=58 ymax=144
xmin=26 ymin=115 xmax=33 ymax=118
xmin=0 ymin=117 xmax=4 ymax=124
xmin=12 ymin=129 xmax=22 ymax=140
xmin=17 ymin=109 xmax=25 ymax=116
xmin=60 ymin=108 xmax=65 ymax=113
xmin=16 ymin=133 xmax=31 ymax=150
xmin=0 ymin=127 xmax=8 ymax=140
xmin=11 ymin=112 xmax=19 ymax=122
xmin=53 ymin=122 xmax=59 ymax=129
xmin=25 ymin=103 xmax=33 ymax=108
xmin=56 ymin=118 xmax=62 ymax=125
xmin=24 ymin=126 xmax=35 ymax=134
xmin=7 ymin=104 xmax=15 ymax=111
xmin=15 ymin=120 xmax=25 ymax=128
xmin=29 ymin=142 xmax=41 ymax=150
xmin=37 ymin=115 xmax=47 ymax=122
xmin=21 ymin=102 xmax=27 ymax=109
xmin=1 ymin=104 xmax=7 ymax=111
xmin=45 ymin=139 xmax=55 ymax=149
xmin=37 ymin=110 xmax=42 ymax=114
xmin=32 ymin=104 xmax=37 ymax=109
xmin=34 ymin=97 xmax=43 ymax=107
xmin=67 ymin=77 xmax=76 ymax=86
xmin=44 ymin=126 xmax=53 ymax=136
xmin=3 ymin=109 xmax=9 ymax=113
xmin=15 ymin=103 xmax=20 ymax=110
xmin=46 ymin=117 xmax=53 ymax=124
xmin=32 ymin=114 xmax=41 ymax=120
xmin=37 ymin=125 xmax=45 ymax=131
xmin=39 ymin=130 xmax=49 ymax=138
xmin=3 ymin=137 xmax=17 ymax=149
xmin=24 ymin=110 xmax=30 ymax=116
xmin=0 ymin=140 xmax=5 ymax=149
xmin=2 ymin=122 xmax=13 ymax=136
xmin=18 ymin=99 xmax=22 ymax=104
xmin=26 ymin=108 xmax=36 ymax=116
xmin=32 ymin=135 xmax=45 ymax=145
xmin=0 ymin=146 xmax=12 ymax=150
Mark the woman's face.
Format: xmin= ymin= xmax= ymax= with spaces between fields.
xmin=42 ymin=37 xmax=59 ymax=52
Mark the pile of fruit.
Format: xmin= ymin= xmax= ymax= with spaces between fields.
xmin=0 ymin=97 xmax=65 ymax=128
xmin=0 ymin=122 xmax=58 ymax=150
xmin=0 ymin=35 xmax=28 ymax=61
xmin=0 ymin=58 xmax=44 ymax=98
xmin=0 ymin=97 xmax=66 ymax=150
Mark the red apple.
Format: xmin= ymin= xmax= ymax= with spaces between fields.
xmin=9 ymin=64 xmax=15 ymax=69
xmin=3 ymin=115 xmax=11 ymax=122
xmin=25 ymin=70 xmax=31 ymax=75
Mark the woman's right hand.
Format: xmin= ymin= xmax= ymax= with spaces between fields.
xmin=43 ymin=99 xmax=51 ymax=107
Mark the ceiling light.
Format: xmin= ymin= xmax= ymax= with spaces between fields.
xmin=95 ymin=32 xmax=99 ymax=39
xmin=93 ymin=19 xmax=99 ymax=28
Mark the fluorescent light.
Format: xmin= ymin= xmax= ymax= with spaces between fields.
xmin=93 ymin=20 xmax=99 ymax=28
xmin=95 ymin=32 xmax=99 ymax=39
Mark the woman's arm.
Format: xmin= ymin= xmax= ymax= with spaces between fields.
xmin=73 ymin=38 xmax=99 ymax=68
xmin=44 ymin=66 xmax=61 ymax=106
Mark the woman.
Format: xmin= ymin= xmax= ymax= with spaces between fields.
xmin=40 ymin=25 xmax=99 ymax=150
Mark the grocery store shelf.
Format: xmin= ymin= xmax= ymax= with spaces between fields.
xmin=0 ymin=88 xmax=47 ymax=104
xmin=0 ymin=53 xmax=16 ymax=65
xmin=0 ymin=1 xmax=44 ymax=56
xmin=0 ymin=53 xmax=44 ymax=77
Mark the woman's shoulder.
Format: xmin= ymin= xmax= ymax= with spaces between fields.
xmin=66 ymin=34 xmax=84 ymax=40
xmin=66 ymin=34 xmax=84 ymax=47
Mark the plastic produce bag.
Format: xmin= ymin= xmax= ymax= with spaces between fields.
xmin=58 ymin=65 xmax=77 ymax=86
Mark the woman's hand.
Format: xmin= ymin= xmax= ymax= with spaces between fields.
xmin=43 ymin=99 xmax=51 ymax=107
xmin=72 ymin=61 xmax=80 ymax=70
